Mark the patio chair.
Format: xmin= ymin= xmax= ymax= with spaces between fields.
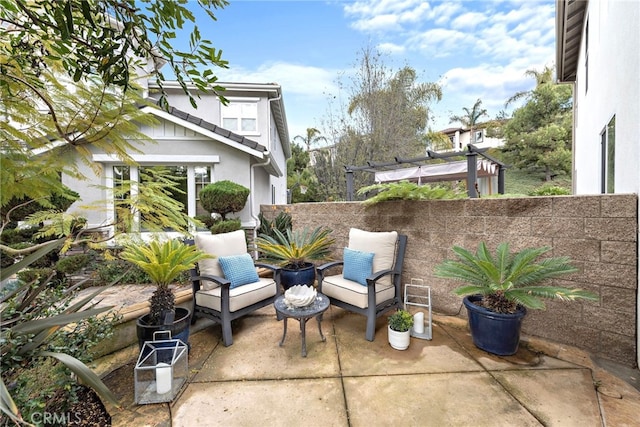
xmin=189 ymin=230 xmax=281 ymax=346
xmin=317 ymin=228 xmax=408 ymax=341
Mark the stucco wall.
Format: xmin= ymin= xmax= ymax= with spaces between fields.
xmin=261 ymin=194 xmax=638 ymax=366
xmin=572 ymin=1 xmax=640 ymax=195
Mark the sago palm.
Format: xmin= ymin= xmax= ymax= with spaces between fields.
xmin=121 ymin=239 xmax=210 ymax=324
xmin=434 ymin=242 xmax=598 ymax=313
xmin=256 ymin=227 xmax=334 ymax=268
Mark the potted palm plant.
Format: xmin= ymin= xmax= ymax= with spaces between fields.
xmin=388 ymin=309 xmax=414 ymax=350
xmin=255 ymin=226 xmax=334 ymax=289
xmin=120 ymin=239 xmax=210 ymax=348
xmin=434 ymin=242 xmax=598 ymax=355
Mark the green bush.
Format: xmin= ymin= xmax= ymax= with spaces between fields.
xmin=55 ymin=254 xmax=90 ymax=274
xmin=1 ymin=281 xmax=119 ymax=423
xmin=257 ymin=211 xmax=292 ymax=240
xmin=199 ymin=180 xmax=250 ymax=220
xmin=0 ymin=226 xmax=39 ymax=244
xmin=17 ymin=267 xmax=65 ymax=285
xmin=528 ymin=184 xmax=571 ymax=196
xmin=210 ymin=219 xmax=242 ymax=234
xmin=94 ymin=258 xmax=150 ymax=285
xmin=195 ymin=214 xmax=216 ymax=229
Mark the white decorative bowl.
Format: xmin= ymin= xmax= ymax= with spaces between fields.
xmin=284 ymin=285 xmax=317 ymax=308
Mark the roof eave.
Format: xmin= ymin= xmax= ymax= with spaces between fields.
xmin=556 ymin=0 xmax=588 ymax=82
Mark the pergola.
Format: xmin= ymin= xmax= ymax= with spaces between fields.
xmin=344 ymin=145 xmax=507 ymax=200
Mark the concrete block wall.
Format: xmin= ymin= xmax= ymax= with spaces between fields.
xmin=260 ymin=194 xmax=638 ymax=367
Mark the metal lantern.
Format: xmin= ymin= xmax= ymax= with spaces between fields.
xmin=404 ymin=278 xmax=433 ymax=340
xmin=134 ymin=331 xmax=188 ymax=404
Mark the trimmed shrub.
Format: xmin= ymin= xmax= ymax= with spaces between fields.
xmin=55 ymin=254 xmax=90 ymax=274
xmin=210 ymin=219 xmax=242 ymax=235
xmin=199 ymin=180 xmax=249 ymax=220
xmin=195 ymin=214 xmax=216 ymax=229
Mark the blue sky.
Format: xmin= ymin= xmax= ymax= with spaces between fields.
xmin=188 ymin=0 xmax=556 ymax=142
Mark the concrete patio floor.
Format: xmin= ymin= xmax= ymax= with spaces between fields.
xmin=100 ymin=306 xmax=640 ymax=427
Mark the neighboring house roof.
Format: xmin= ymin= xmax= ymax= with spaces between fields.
xmin=556 ymin=0 xmax=588 ymax=82
xmin=141 ymin=104 xmax=283 ymax=177
xmin=438 ymin=127 xmax=465 ymax=135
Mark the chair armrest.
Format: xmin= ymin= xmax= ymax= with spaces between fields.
xmin=190 ymin=273 xmax=231 ymax=292
xmin=255 ymin=262 xmax=281 ymax=272
xmin=365 ymin=268 xmax=394 ymax=286
xmin=317 ymin=260 xmax=344 ymax=273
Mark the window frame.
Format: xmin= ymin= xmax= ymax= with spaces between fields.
xmin=221 ymin=97 xmax=259 ymax=136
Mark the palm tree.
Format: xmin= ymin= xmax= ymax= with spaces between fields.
xmin=449 ymin=98 xmax=488 ymax=145
xmin=293 ymin=128 xmax=327 ymax=151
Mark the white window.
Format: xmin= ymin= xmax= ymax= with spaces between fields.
xmin=600 ymin=116 xmax=615 ymax=194
xmin=221 ymin=101 xmax=258 ymax=133
xmin=194 ymin=166 xmax=212 ymax=216
xmin=111 ymin=164 xmax=212 ymax=231
xmin=474 ymin=130 xmax=483 ymax=143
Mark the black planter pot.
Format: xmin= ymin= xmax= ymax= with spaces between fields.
xmin=463 ymin=295 xmax=527 ymax=356
xmin=280 ymin=263 xmax=316 ymax=289
xmin=136 ymin=307 xmax=191 ymax=351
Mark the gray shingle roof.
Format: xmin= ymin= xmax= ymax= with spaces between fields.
xmin=164 ymin=105 xmax=267 ymax=153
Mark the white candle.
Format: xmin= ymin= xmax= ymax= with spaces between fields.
xmin=156 ymin=362 xmax=172 ymax=394
xmin=413 ymin=312 xmax=425 ymax=334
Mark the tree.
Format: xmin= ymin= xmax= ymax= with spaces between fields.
xmin=425 ymin=130 xmax=453 ymax=151
xmin=1 ymin=0 xmax=229 ymax=110
xmin=505 ymin=65 xmax=554 ymax=108
xmin=501 ymin=67 xmax=573 ymax=181
xmin=317 ymin=46 xmax=442 ymax=200
xmin=449 ymin=98 xmax=488 ymax=144
xmin=0 ymin=2 xmax=231 ymax=422
xmin=293 ymin=128 xmax=326 ymax=152
xmin=287 ymin=143 xmax=321 ymax=203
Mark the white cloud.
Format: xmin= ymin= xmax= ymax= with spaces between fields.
xmin=378 ymin=42 xmax=406 ymax=55
xmin=450 ymin=11 xmax=486 ymax=31
xmin=408 ymin=28 xmax=474 ymax=58
xmin=217 ymin=62 xmax=338 ymax=99
xmin=345 ymin=0 xmax=433 ymax=32
xmin=350 ymin=14 xmax=401 ymax=32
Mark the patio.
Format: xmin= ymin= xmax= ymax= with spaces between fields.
xmin=97 ymin=305 xmax=640 ymax=426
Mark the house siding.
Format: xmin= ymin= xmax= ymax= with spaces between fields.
xmin=572 ymin=1 xmax=640 ymax=195
xmin=63 ymin=120 xmax=259 ymax=228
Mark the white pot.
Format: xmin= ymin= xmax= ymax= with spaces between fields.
xmin=388 ymin=325 xmax=411 ymax=350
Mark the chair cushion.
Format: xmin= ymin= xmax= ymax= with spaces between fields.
xmin=348 ymin=228 xmax=398 ymax=286
xmin=195 ymin=230 xmax=248 ymax=289
xmin=321 ymin=274 xmax=395 ymax=309
xmin=218 ymin=253 xmax=260 ymax=289
xmin=195 ymin=278 xmax=277 ymax=312
xmin=343 ymin=247 xmax=374 ymax=286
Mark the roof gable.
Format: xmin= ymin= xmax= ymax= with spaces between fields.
xmin=141 ymin=105 xmax=267 ymax=157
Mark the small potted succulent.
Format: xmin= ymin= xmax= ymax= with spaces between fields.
xmin=387 ymin=309 xmax=414 ymax=350
xmin=255 ymin=226 xmax=334 ymax=289
xmin=434 ymin=242 xmax=598 ymax=355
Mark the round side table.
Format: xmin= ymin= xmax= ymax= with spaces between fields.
xmin=274 ymin=293 xmax=330 ymax=357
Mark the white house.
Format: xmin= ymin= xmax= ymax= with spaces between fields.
xmin=438 ymin=127 xmax=504 ymax=152
xmin=556 ymin=0 xmax=639 ymax=195
xmin=556 ymin=0 xmax=640 ymax=366
xmin=63 ymin=81 xmax=291 ymax=235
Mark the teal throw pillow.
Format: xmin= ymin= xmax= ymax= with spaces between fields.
xmin=218 ymin=253 xmax=259 ymax=289
xmin=343 ymin=247 xmax=374 ymax=286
